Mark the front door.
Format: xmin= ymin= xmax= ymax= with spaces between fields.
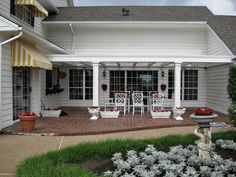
xmin=12 ymin=68 xmax=31 ymax=120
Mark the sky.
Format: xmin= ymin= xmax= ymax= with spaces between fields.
xmin=74 ymin=0 xmax=236 ymax=16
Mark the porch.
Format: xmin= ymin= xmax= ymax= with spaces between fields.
xmin=3 ymin=107 xmax=230 ymax=136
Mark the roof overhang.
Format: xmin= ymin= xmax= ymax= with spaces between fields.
xmin=0 ymin=16 xmax=21 ymax=32
xmin=21 ymin=30 xmax=69 ymax=54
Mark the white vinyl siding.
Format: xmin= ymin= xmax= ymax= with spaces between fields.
xmin=1 ymin=38 xmax=13 ymax=128
xmin=206 ymin=64 xmax=230 ymax=114
xmin=48 ymin=25 xmax=207 ymax=55
xmin=206 ymin=28 xmax=230 ymax=55
xmin=0 ymin=0 xmax=48 ymax=38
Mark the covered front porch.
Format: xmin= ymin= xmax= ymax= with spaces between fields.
xmin=4 ymin=107 xmax=230 ymax=135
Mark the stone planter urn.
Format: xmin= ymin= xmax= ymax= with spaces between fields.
xmin=19 ymin=112 xmax=36 ymax=132
xmin=190 ymin=108 xmax=218 ymax=159
xmin=88 ymin=106 xmax=100 ymax=120
xmin=173 ymin=107 xmax=186 ymax=120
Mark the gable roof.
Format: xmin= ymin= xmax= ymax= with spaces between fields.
xmin=44 ymin=6 xmax=213 ymax=22
xmin=43 ymin=6 xmax=236 ymax=55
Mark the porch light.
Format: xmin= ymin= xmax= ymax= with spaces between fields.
xmin=161 ymin=71 xmax=165 ymax=78
xmin=103 ymin=70 xmax=106 ymax=78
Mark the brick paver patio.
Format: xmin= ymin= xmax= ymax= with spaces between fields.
xmin=3 ymin=107 xmax=230 ymax=135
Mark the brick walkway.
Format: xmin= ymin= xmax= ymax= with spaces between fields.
xmin=3 ymin=107 xmax=230 ymax=136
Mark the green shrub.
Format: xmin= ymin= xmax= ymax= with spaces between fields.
xmin=228 ymin=64 xmax=236 ymax=126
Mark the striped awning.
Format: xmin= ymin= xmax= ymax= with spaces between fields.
xmin=12 ymin=40 xmax=52 ymax=70
xmin=15 ymin=0 xmax=48 ymax=17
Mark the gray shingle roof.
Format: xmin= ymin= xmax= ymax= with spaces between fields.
xmin=45 ymin=6 xmax=213 ymax=22
xmin=44 ymin=6 xmax=236 ymax=55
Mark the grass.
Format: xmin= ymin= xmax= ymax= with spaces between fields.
xmin=17 ymin=131 xmax=236 ymax=177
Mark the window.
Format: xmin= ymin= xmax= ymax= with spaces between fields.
xmin=109 ymin=71 xmax=125 ymax=98
xmin=69 ymin=69 xmax=93 ymax=100
xmin=10 ymin=0 xmax=34 ymax=27
xmin=183 ymin=70 xmax=198 ymax=100
xmin=46 ymin=70 xmax=52 ymax=89
xmin=168 ymin=69 xmax=198 ymax=100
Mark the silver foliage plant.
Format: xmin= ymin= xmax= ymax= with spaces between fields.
xmin=216 ymin=139 xmax=236 ymax=151
xmin=104 ymin=144 xmax=236 ymax=177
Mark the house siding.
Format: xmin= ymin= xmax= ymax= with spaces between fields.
xmin=48 ymin=25 xmax=207 ymax=55
xmin=207 ymin=28 xmax=230 ymax=55
xmin=0 ymin=0 xmax=48 ymax=38
xmin=206 ymin=64 xmax=230 ymax=114
xmin=1 ymin=37 xmax=13 ymax=128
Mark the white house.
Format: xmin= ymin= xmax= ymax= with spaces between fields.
xmin=0 ymin=1 xmax=235 ymax=130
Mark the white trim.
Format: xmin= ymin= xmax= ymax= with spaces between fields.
xmin=42 ymin=21 xmax=207 ymax=24
xmin=207 ymin=24 xmax=234 ymax=56
xmin=47 ymin=54 xmax=233 ymax=63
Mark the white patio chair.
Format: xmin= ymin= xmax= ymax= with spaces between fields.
xmin=148 ymin=91 xmax=159 ymax=112
xmin=115 ymin=93 xmax=127 ymax=115
xmin=132 ymin=92 xmax=144 ymax=115
xmin=152 ymin=93 xmax=164 ymax=110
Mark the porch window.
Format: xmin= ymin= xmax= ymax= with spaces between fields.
xmin=10 ymin=0 xmax=34 ymax=27
xmin=109 ymin=71 xmax=125 ymax=98
xmin=168 ymin=69 xmax=198 ymax=100
xmin=69 ymin=69 xmax=93 ymax=100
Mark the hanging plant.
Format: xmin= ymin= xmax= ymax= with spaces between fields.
xmin=58 ymin=71 xmax=67 ymax=79
xmin=160 ymin=84 xmax=167 ymax=91
xmin=101 ymin=84 xmax=107 ymax=91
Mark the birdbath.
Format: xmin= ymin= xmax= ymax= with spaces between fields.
xmin=87 ymin=106 xmax=100 ymax=120
xmin=173 ymin=107 xmax=186 ymax=120
xmin=190 ymin=108 xmax=218 ymax=159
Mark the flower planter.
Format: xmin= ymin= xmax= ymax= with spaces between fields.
xmin=88 ymin=107 xmax=100 ymax=120
xmin=173 ymin=107 xmax=186 ymax=120
xmin=19 ymin=115 xmax=36 ymax=132
xmin=190 ymin=114 xmax=218 ymax=125
xmin=100 ymin=110 xmax=120 ymax=118
xmin=41 ymin=110 xmax=62 ymax=117
xmin=151 ymin=110 xmax=171 ymax=119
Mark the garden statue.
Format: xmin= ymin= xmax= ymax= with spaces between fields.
xmin=194 ymin=127 xmax=212 ymax=158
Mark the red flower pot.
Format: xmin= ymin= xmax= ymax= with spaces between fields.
xmin=19 ymin=115 xmax=36 ymax=132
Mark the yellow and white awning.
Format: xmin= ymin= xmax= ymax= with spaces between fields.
xmin=15 ymin=0 xmax=48 ymax=17
xmin=12 ymin=40 xmax=52 ymax=70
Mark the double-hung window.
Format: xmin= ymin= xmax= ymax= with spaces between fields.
xmin=69 ymin=69 xmax=93 ymax=100
xmin=168 ymin=69 xmax=198 ymax=100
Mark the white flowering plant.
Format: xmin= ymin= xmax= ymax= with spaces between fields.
xmin=104 ymin=142 xmax=236 ymax=177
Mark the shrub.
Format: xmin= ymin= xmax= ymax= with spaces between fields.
xmin=228 ymin=64 xmax=236 ymax=126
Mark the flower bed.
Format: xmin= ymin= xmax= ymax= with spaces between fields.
xmin=100 ymin=108 xmax=119 ymax=118
xmin=151 ymin=109 xmax=171 ymax=119
xmin=104 ymin=143 xmax=236 ymax=177
xmin=41 ymin=109 xmax=62 ymax=117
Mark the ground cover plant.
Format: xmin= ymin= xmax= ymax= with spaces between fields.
xmin=17 ymin=131 xmax=236 ymax=177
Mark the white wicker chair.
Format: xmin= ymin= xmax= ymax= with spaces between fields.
xmin=132 ymin=92 xmax=144 ymax=115
xmin=115 ymin=93 xmax=127 ymax=115
xmin=152 ymin=93 xmax=164 ymax=110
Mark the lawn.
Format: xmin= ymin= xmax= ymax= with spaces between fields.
xmin=17 ymin=131 xmax=236 ymax=177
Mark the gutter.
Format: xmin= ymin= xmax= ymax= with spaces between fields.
xmin=69 ymin=23 xmax=74 ymax=54
xmin=0 ymin=27 xmax=22 ymax=130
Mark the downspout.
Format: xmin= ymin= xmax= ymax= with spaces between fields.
xmin=0 ymin=27 xmax=22 ymax=130
xmin=69 ymin=23 xmax=74 ymax=54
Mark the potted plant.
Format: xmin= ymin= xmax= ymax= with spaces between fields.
xmin=173 ymin=107 xmax=186 ymax=120
xmin=151 ymin=108 xmax=171 ymax=119
xmin=101 ymin=84 xmax=107 ymax=91
xmin=160 ymin=84 xmax=167 ymax=91
xmin=190 ymin=108 xmax=218 ymax=125
xmin=100 ymin=107 xmax=119 ymax=118
xmin=88 ymin=106 xmax=100 ymax=120
xmin=19 ymin=112 xmax=36 ymax=132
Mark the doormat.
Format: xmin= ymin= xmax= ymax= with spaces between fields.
xmin=210 ymin=122 xmax=231 ymax=128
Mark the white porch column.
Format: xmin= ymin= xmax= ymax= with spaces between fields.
xmin=174 ymin=62 xmax=182 ymax=108
xmin=92 ymin=62 xmax=99 ymax=106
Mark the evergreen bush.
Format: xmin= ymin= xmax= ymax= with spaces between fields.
xmin=228 ymin=64 xmax=236 ymax=126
